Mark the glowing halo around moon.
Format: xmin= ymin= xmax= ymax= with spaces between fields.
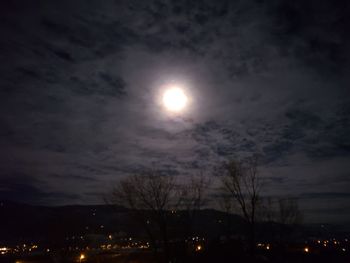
xmin=162 ymin=86 xmax=188 ymax=113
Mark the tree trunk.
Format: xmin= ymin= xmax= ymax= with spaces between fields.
xmin=160 ymin=219 xmax=170 ymax=263
xmin=249 ymin=221 xmax=256 ymax=255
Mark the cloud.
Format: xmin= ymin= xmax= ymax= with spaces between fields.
xmin=300 ymin=192 xmax=350 ymax=199
xmin=0 ymin=0 xmax=349 ymax=223
xmin=0 ymin=173 xmax=80 ymax=205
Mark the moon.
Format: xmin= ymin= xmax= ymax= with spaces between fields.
xmin=162 ymin=87 xmax=188 ymax=112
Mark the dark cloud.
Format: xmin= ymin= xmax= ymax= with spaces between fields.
xmin=0 ymin=0 xmax=349 ymax=223
xmin=51 ymin=174 xmax=99 ymax=182
xmin=300 ymin=192 xmax=350 ymax=199
xmin=0 ymin=173 xmax=80 ymax=205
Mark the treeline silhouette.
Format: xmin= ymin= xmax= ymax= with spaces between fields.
xmin=109 ymin=157 xmax=305 ymax=263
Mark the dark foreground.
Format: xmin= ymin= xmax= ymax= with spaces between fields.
xmin=1 ymin=245 xmax=349 ymax=263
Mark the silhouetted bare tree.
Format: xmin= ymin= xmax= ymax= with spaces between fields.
xmin=219 ymin=156 xmax=261 ymax=253
xmin=259 ymin=196 xmax=276 ymax=223
xmin=179 ymin=172 xmax=210 ymax=237
xmin=111 ymin=170 xmax=179 ymax=263
xmin=215 ymin=190 xmax=235 ymax=238
xmin=259 ymin=196 xmax=303 ymax=243
xmin=260 ymin=197 xmax=302 ymax=225
xmin=278 ymin=198 xmax=303 ymax=225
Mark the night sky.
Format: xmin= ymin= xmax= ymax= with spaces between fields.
xmin=0 ymin=0 xmax=349 ymax=224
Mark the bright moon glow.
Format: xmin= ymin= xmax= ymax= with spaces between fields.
xmin=162 ymin=87 xmax=188 ymax=112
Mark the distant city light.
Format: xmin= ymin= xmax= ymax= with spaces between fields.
xmin=0 ymin=247 xmax=10 ymax=255
xmin=1 ymin=234 xmax=349 ymax=261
